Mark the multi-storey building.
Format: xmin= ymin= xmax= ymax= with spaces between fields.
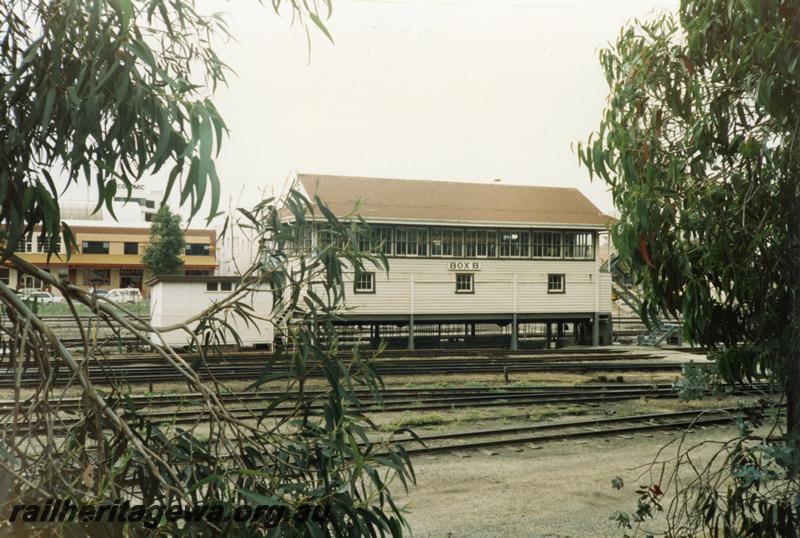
xmin=1 ymin=220 xmax=217 ymax=296
xmin=293 ymin=173 xmax=615 ymax=348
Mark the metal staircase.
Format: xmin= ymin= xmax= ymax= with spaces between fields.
xmin=636 ymin=321 xmax=682 ymax=346
xmin=609 ymin=254 xmax=682 ymax=347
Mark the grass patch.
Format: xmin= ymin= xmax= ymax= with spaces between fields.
xmin=33 ymin=301 xmax=150 ymax=317
xmin=511 ymin=380 xmax=538 ymax=388
xmin=463 ymin=381 xmax=489 ymax=389
xmin=381 ymin=412 xmax=446 ymax=432
xmin=457 ymin=409 xmax=485 ymax=423
xmin=401 ymin=382 xmax=455 ymax=389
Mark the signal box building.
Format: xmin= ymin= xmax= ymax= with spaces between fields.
xmin=294 ymin=174 xmax=615 ymax=349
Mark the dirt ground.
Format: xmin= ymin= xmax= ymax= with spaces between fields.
xmin=4 ymin=346 xmax=771 ymax=538
xmin=396 ymin=424 xmax=739 ymax=538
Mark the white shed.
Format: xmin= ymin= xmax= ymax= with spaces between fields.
xmin=147 ymin=275 xmax=274 ymax=349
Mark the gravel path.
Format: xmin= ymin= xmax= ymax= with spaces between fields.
xmin=397 ymin=425 xmax=736 ymax=537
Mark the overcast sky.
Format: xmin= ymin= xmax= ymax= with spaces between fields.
xmin=74 ymin=0 xmax=680 ymax=222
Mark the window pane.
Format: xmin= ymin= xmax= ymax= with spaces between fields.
xmin=378 ymin=227 xmax=393 ymax=255
xmin=500 ymin=232 xmax=509 ymax=257
xmin=82 ymin=241 xmax=109 ymax=255
xmin=357 ymin=230 xmax=371 ymax=252
xmin=563 ymin=233 xmax=575 ymax=258
xmin=319 ymin=226 xmax=345 ymax=250
xmin=486 ymin=231 xmax=497 ymax=257
xmin=533 ymin=231 xmax=562 ymax=258
xmin=520 ymin=231 xmax=530 ymax=257
xmin=37 ymin=236 xmax=61 ymax=253
xmin=465 ymin=230 xmax=477 ymax=257
xmin=395 ymin=229 xmax=407 ymax=255
xmin=185 ymin=243 xmax=210 ymax=256
xmin=440 ymin=229 xmax=451 ymax=257
xmin=416 ymin=229 xmax=427 ymax=256
xmin=455 ymin=273 xmax=473 ymax=293
xmin=430 ymin=229 xmax=443 ymax=257
xmin=548 ymin=274 xmax=564 ymax=292
xmin=563 ymin=232 xmax=593 ymax=259
xmin=452 ymin=230 xmax=463 ymax=257
xmin=85 ymin=269 xmax=111 ymax=286
xmin=500 ymin=231 xmax=523 ymax=257
xmin=22 ymin=233 xmax=34 ymax=253
xmin=301 ymin=227 xmax=313 ymax=252
xmin=355 ymin=272 xmax=375 ymax=292
xmin=406 ymin=229 xmax=417 ymax=255
xmin=476 ymin=230 xmax=487 ymax=257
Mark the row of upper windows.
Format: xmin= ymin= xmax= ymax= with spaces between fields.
xmin=304 ymin=226 xmax=595 ymax=260
xmin=83 ymin=241 xmax=210 ymax=256
xmin=354 ymin=272 xmax=566 ymax=294
xmin=13 ymin=235 xmax=211 ymax=256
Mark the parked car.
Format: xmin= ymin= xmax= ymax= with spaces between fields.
xmin=16 ymin=288 xmax=42 ymax=296
xmin=21 ymin=291 xmax=63 ymax=304
xmin=106 ymin=288 xmax=143 ymax=304
xmin=88 ymin=287 xmax=109 ymax=298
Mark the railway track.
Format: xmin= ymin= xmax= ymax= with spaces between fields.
xmin=3 ymin=383 xmax=773 ymax=432
xmin=0 ymin=359 xmax=694 ymax=388
xmin=49 ymin=346 xmax=650 ymax=366
xmin=392 ymin=406 xmax=779 ymax=455
xmin=0 ymin=349 xmax=698 ymax=388
xmin=0 ymin=382 xmax=707 ymax=410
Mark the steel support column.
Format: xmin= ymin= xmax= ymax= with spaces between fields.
xmin=545 ymin=322 xmax=552 ymax=349
xmin=511 ymin=313 xmax=518 ymax=351
xmin=408 ymin=315 xmax=415 ymax=351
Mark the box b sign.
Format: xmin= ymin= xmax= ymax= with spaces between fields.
xmin=448 ymin=261 xmax=480 ymax=271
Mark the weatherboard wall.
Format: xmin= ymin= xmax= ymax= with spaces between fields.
xmin=149 ymin=280 xmax=274 ymax=347
xmin=314 ymin=258 xmax=612 ymax=318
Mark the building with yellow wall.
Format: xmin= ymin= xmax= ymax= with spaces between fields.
xmin=1 ymin=220 xmax=217 ymax=296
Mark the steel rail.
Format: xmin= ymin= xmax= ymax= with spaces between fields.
xmin=40 ymin=348 xmax=652 ymax=363
xmin=5 ymin=381 xmax=768 ymax=411
xmin=4 ymin=386 xmax=772 ymax=434
xmin=0 ymin=359 xmax=707 ymax=388
xmin=393 ymin=405 xmax=782 ymax=455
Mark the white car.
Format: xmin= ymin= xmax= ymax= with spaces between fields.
xmin=16 ymin=288 xmax=42 ymax=296
xmin=21 ymin=291 xmax=63 ymax=304
xmin=106 ymin=288 xmax=143 ymax=304
xmin=87 ymin=287 xmax=110 ymax=298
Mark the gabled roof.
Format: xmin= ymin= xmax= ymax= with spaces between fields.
xmin=297 ymin=174 xmax=614 ymax=228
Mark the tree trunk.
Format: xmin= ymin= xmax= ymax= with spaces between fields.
xmin=789 ymin=327 xmax=800 ymax=447
xmin=788 ymin=179 xmax=800 ymax=451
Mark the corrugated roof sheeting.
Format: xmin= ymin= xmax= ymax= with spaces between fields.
xmin=298 ymin=174 xmax=614 ymax=227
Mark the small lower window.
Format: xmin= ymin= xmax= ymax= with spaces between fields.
xmin=84 ymin=269 xmax=110 ymax=286
xmin=354 ymin=272 xmax=375 ymax=293
xmin=206 ymin=282 xmax=219 ymax=291
xmin=547 ymin=274 xmax=565 ymax=294
xmin=220 ymin=282 xmax=233 ymax=291
xmin=455 ymin=273 xmax=474 ymax=294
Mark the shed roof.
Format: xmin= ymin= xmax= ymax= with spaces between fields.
xmin=297 ymin=174 xmax=614 ymax=228
xmin=146 ymin=275 xmax=244 ymax=286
